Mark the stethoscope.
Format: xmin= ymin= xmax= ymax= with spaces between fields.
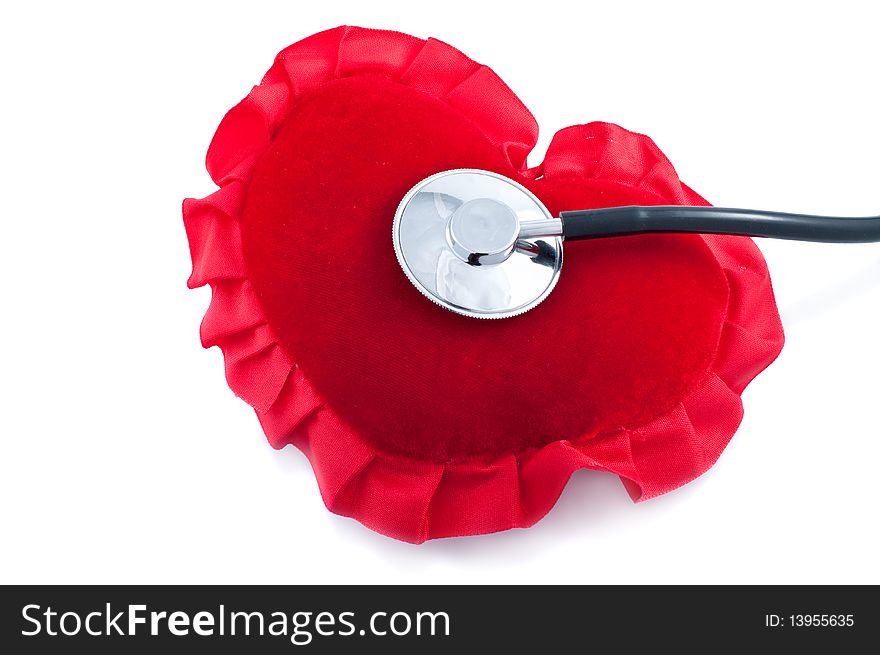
xmin=392 ymin=169 xmax=880 ymax=318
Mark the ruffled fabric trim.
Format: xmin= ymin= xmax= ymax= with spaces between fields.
xmin=183 ymin=26 xmax=784 ymax=542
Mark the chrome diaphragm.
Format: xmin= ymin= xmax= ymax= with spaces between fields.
xmin=392 ymin=169 xmax=562 ymax=319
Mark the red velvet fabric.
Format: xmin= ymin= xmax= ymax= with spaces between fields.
xmin=183 ymin=26 xmax=785 ymax=542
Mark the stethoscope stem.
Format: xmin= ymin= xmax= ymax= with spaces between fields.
xmin=555 ymin=206 xmax=880 ymax=243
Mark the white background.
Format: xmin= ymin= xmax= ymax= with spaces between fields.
xmin=2 ymin=1 xmax=878 ymax=584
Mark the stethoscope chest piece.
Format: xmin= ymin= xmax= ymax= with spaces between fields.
xmin=392 ymin=169 xmax=562 ymax=319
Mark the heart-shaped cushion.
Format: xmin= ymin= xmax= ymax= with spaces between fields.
xmin=184 ymin=26 xmax=784 ymax=542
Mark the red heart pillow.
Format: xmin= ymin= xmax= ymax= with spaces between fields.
xmin=183 ymin=26 xmax=784 ymax=542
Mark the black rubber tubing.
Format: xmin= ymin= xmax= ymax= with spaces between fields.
xmin=559 ymin=206 xmax=880 ymax=243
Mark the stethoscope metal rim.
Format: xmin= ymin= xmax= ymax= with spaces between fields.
xmin=392 ymin=169 xmax=563 ymax=319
